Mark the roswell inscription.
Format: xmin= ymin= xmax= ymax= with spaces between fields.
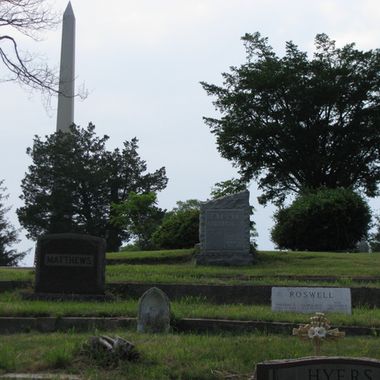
xmin=271 ymin=287 xmax=352 ymax=314
xmin=254 ymin=357 xmax=380 ymax=380
xmin=196 ymin=190 xmax=253 ymax=265
xmin=35 ymin=233 xmax=105 ymax=294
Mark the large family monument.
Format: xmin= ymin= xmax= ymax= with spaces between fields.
xmin=35 ymin=233 xmax=106 ymax=295
xmin=196 ymin=190 xmax=253 ymax=265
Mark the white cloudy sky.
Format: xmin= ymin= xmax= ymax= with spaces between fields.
xmin=1 ymin=0 xmax=380 ymax=265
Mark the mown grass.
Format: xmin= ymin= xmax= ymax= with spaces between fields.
xmin=107 ymin=250 xmax=380 ymax=277
xmin=1 ymin=330 xmax=380 ymax=379
xmin=1 ymin=251 xmax=380 ymax=285
xmin=107 ymin=248 xmax=194 ymax=261
xmin=0 ymin=268 xmax=34 ymax=282
xmin=105 ymin=250 xmax=380 ymax=286
xmin=1 ymin=291 xmax=380 ymax=328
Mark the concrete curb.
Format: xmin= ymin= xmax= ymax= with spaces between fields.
xmin=0 ymin=316 xmax=378 ymax=336
xmin=2 ymin=281 xmax=380 ymax=307
xmin=0 ymin=374 xmax=80 ymax=379
xmin=107 ymin=282 xmax=380 ymax=307
xmin=0 ymin=317 xmax=135 ymax=333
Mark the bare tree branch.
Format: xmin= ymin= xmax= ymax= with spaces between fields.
xmin=0 ymin=0 xmax=86 ymax=102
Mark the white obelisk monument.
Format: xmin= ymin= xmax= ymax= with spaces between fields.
xmin=56 ymin=2 xmax=75 ymax=132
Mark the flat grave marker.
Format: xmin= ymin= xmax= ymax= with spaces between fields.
xmin=271 ymin=287 xmax=352 ymax=314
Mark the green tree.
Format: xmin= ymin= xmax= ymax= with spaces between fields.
xmin=271 ymin=188 xmax=371 ymax=251
xmin=152 ymin=200 xmax=201 ymax=249
xmin=0 ymin=181 xmax=26 ymax=266
xmin=202 ymin=33 xmax=380 ymax=205
xmin=17 ymin=124 xmax=168 ymax=251
xmin=111 ymin=192 xmax=165 ymax=250
xmin=210 ymin=178 xmax=248 ymax=199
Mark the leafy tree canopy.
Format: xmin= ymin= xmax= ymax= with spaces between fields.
xmin=202 ymin=33 xmax=380 ymax=205
xmin=111 ymin=192 xmax=165 ymax=251
xmin=210 ymin=178 xmax=248 ymax=200
xmin=151 ymin=199 xmax=201 ymax=250
xmin=17 ymin=124 xmax=168 ymax=251
xmin=0 ymin=180 xmax=26 ymax=266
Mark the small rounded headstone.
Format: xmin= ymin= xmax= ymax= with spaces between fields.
xmin=137 ymin=287 xmax=170 ymax=333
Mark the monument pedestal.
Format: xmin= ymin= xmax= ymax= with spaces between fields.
xmin=196 ymin=251 xmax=253 ymax=266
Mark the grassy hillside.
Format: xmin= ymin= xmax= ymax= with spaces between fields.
xmin=1 ymin=250 xmax=380 ymax=285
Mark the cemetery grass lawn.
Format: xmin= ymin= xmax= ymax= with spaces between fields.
xmin=105 ymin=251 xmax=380 ymax=286
xmin=1 ymin=291 xmax=380 ymax=329
xmin=107 ymin=248 xmax=193 ymax=261
xmin=0 ymin=268 xmax=34 ymax=282
xmin=1 ymin=331 xmax=380 ymax=379
xmin=1 ymin=251 xmax=380 ymax=285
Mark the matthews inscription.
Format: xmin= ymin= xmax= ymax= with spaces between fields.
xmin=35 ymin=233 xmax=106 ymax=295
xmin=45 ymin=254 xmax=94 ymax=267
xmin=271 ymin=287 xmax=352 ymax=314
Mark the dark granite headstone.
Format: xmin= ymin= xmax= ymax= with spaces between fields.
xmin=196 ymin=190 xmax=253 ymax=265
xmin=254 ymin=357 xmax=380 ymax=380
xmin=35 ymin=233 xmax=106 ymax=295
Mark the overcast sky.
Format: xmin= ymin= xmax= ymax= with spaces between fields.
xmin=2 ymin=0 xmax=380 ymax=266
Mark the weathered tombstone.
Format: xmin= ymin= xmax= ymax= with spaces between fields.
xmin=356 ymin=239 xmax=370 ymax=253
xmin=271 ymin=287 xmax=352 ymax=314
xmin=137 ymin=287 xmax=170 ymax=333
xmin=254 ymin=357 xmax=380 ymax=380
xmin=35 ymin=233 xmax=106 ymax=295
xmin=196 ymin=190 xmax=253 ymax=265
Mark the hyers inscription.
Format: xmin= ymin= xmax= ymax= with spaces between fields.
xmin=306 ymin=368 xmax=373 ymax=380
xmin=257 ymin=358 xmax=380 ymax=380
xmin=272 ymin=367 xmax=375 ymax=380
xmin=44 ymin=254 xmax=94 ymax=267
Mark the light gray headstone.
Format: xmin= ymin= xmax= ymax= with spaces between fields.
xmin=271 ymin=287 xmax=352 ymax=314
xmin=196 ymin=190 xmax=253 ymax=265
xmin=356 ymin=239 xmax=370 ymax=253
xmin=137 ymin=287 xmax=170 ymax=333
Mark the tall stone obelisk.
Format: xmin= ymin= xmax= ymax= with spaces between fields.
xmin=56 ymin=2 xmax=75 ymax=132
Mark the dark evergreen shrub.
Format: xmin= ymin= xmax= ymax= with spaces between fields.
xmin=152 ymin=209 xmax=199 ymax=249
xmin=271 ymin=188 xmax=371 ymax=251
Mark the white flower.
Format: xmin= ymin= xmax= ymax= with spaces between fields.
xmin=315 ymin=327 xmax=327 ymax=338
xmin=308 ymin=327 xmax=317 ymax=338
xmin=308 ymin=326 xmax=327 ymax=339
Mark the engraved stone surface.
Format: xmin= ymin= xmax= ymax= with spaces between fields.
xmin=35 ymin=233 xmax=106 ymax=295
xmin=196 ymin=190 xmax=253 ymax=265
xmin=137 ymin=287 xmax=170 ymax=333
xmin=271 ymin=287 xmax=352 ymax=314
xmin=254 ymin=357 xmax=380 ymax=380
